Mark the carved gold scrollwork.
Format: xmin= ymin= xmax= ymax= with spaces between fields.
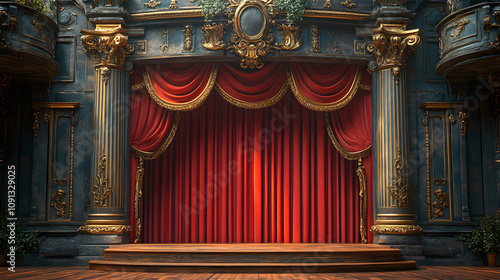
xmin=134 ymin=157 xmax=145 ymax=243
xmin=31 ymin=19 xmax=47 ymax=41
xmin=432 ymin=188 xmax=448 ymax=218
xmin=51 ymin=189 xmax=67 ymax=218
xmin=202 ymin=0 xmax=301 ymax=69
xmin=357 ymin=159 xmax=368 ymax=244
xmin=450 ymin=19 xmax=469 ymax=39
xmin=369 ymin=25 xmax=421 ymax=82
xmin=370 ymin=225 xmax=423 ymax=234
xmin=311 ymin=25 xmax=320 ymax=53
xmin=182 ymin=25 xmax=193 ymax=52
xmin=144 ymin=0 xmax=162 ymax=8
xmin=323 ymin=0 xmax=332 ymax=9
xmin=433 ymin=178 xmax=447 ymax=185
xmin=100 ymin=67 xmax=111 ymax=84
xmin=93 ymin=149 xmax=112 ymax=207
xmin=33 ymin=111 xmax=40 ymax=137
xmin=341 ymin=0 xmax=356 ymax=9
xmin=459 ymin=111 xmax=467 ymax=136
xmin=81 ymin=25 xmax=134 ymax=69
xmin=387 ymin=148 xmax=409 ymax=207
xmin=202 ymin=23 xmax=228 ymax=50
xmin=169 ymin=0 xmax=178 ymax=9
xmin=77 ymin=225 xmax=131 ymax=235
xmin=160 ymin=29 xmax=172 ymax=53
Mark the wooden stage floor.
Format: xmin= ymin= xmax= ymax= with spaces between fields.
xmin=0 ymin=266 xmax=499 ymax=279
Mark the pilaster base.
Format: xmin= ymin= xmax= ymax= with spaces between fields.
xmin=77 ymin=214 xmax=131 ymax=235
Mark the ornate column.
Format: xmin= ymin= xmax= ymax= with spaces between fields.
xmin=368 ymin=1 xmax=423 ymax=237
xmin=78 ymin=24 xmax=134 ymax=235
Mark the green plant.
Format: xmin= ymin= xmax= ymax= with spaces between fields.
xmin=0 ymin=212 xmax=41 ymax=258
xmin=199 ymin=0 xmax=226 ymax=22
xmin=17 ymin=0 xmax=51 ymax=16
xmin=274 ymin=0 xmax=310 ymax=25
xmin=458 ymin=213 xmax=500 ymax=255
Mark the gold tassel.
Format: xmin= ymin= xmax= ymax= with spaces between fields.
xmin=134 ymin=157 xmax=145 ymax=243
xmin=357 ymin=158 xmax=368 ymax=244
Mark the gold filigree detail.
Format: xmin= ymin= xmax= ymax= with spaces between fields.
xmin=144 ymin=0 xmax=162 ymax=8
xmin=77 ymin=225 xmax=131 ymax=235
xmin=341 ymin=0 xmax=356 ymax=9
xmin=160 ymin=29 xmax=171 ymax=53
xmin=323 ymin=0 xmax=332 ymax=9
xmin=143 ymin=66 xmax=217 ymax=111
xmin=169 ymin=0 xmax=178 ymax=9
xmin=100 ymin=66 xmax=111 ymax=84
xmin=450 ymin=19 xmax=470 ymax=38
xmin=391 ymin=66 xmax=401 ymax=84
xmin=370 ymin=225 xmax=423 ymax=234
xmin=438 ymin=36 xmax=443 ymax=58
xmin=30 ymin=19 xmax=47 ymax=41
xmin=202 ymin=23 xmax=228 ymax=50
xmin=277 ymin=24 xmax=301 ymax=51
xmin=81 ymin=24 xmax=134 ymax=69
xmin=182 ymin=25 xmax=193 ymax=52
xmin=131 ymin=81 xmax=145 ymax=91
xmin=354 ymin=40 xmax=365 ymax=55
xmin=433 ymin=178 xmax=447 ymax=185
xmin=447 ymin=0 xmax=459 ymax=13
xmin=230 ymin=33 xmax=275 ymax=69
xmin=432 ymin=188 xmax=448 ymax=218
xmin=93 ymin=149 xmax=112 ymax=207
xmin=51 ymin=189 xmax=67 ymax=218
xmin=387 ymin=148 xmax=409 ymax=207
xmin=134 ymin=157 xmax=145 ymax=243
xmin=330 ymin=32 xmax=342 ymax=54
xmin=33 ymin=111 xmax=40 ymax=137
xmin=311 ymin=25 xmax=320 ymax=53
xmin=134 ymin=40 xmax=147 ymax=55
xmin=290 ymin=67 xmax=361 ymax=111
xmin=459 ymin=111 xmax=467 ymax=136
xmin=369 ymin=24 xmax=421 ymax=78
xmin=357 ymin=159 xmax=368 ymax=244
xmin=53 ymin=178 xmax=68 ymax=185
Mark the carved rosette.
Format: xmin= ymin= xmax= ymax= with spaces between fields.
xmin=80 ymin=24 xmax=134 ymax=70
xmin=368 ymin=25 xmax=421 ymax=83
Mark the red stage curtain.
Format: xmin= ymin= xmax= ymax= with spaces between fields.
xmin=326 ymin=84 xmax=373 ymax=243
xmin=129 ymin=72 xmax=180 ymax=243
xmin=289 ymin=63 xmax=362 ymax=111
xmin=143 ymin=63 xmax=217 ymax=111
xmin=216 ymin=62 xmax=289 ymax=109
xmin=142 ymin=92 xmax=361 ymax=243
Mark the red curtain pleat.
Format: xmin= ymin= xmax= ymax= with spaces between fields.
xmin=142 ymin=92 xmax=362 ymax=243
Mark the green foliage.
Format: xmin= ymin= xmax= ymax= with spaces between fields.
xmin=17 ymin=0 xmax=51 ymax=15
xmin=458 ymin=213 xmax=500 ymax=255
xmin=0 ymin=212 xmax=41 ymax=258
xmin=199 ymin=0 xmax=226 ymax=22
xmin=274 ymin=0 xmax=310 ymax=25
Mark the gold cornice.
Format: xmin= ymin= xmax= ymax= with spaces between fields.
xmin=32 ymin=102 xmax=80 ymax=110
xmin=302 ymin=9 xmax=371 ymax=21
xmin=420 ymin=102 xmax=467 ymax=110
xmin=130 ymin=9 xmax=203 ymax=21
xmin=129 ymin=8 xmax=370 ymax=22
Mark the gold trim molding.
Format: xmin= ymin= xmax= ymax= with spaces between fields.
xmin=370 ymin=225 xmax=423 ymax=234
xmin=77 ymin=225 xmax=131 ymax=235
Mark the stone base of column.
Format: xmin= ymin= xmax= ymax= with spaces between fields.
xmin=370 ymin=213 xmax=423 ymax=235
xmin=78 ymin=214 xmax=131 ymax=235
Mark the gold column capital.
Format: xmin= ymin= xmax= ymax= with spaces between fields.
xmin=81 ymin=24 xmax=134 ymax=69
xmin=368 ymin=24 xmax=421 ymax=82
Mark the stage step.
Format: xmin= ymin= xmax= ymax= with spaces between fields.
xmin=89 ymin=243 xmax=417 ymax=273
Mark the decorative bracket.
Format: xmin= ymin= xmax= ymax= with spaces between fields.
xmin=202 ymin=0 xmax=301 ymax=69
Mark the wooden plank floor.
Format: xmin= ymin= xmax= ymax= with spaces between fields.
xmin=0 ymin=266 xmax=499 ymax=279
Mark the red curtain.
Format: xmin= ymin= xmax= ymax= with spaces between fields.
xmin=129 ymin=73 xmax=179 ymax=242
xmin=142 ymin=92 xmax=361 ymax=243
xmin=216 ymin=62 xmax=289 ymax=108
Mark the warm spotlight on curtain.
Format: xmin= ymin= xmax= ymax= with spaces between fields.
xmin=142 ymin=92 xmax=361 ymax=243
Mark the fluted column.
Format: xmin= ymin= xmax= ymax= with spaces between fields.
xmin=368 ymin=19 xmax=423 ymax=235
xmin=78 ymin=24 xmax=134 ymax=235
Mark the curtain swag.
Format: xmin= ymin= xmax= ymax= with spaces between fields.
xmin=134 ymin=63 xmax=369 ymax=112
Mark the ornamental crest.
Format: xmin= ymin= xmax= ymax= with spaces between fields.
xmin=202 ymin=0 xmax=301 ymax=69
